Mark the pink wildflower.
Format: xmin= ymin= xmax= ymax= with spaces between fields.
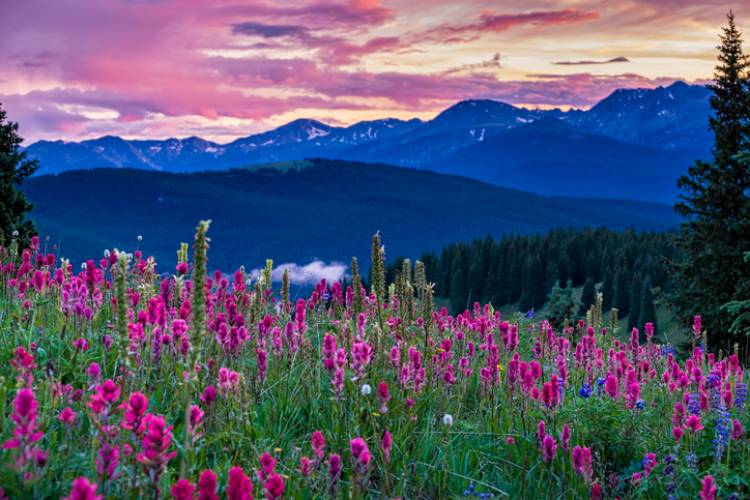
xmin=63 ymin=477 xmax=102 ymax=500
xmin=541 ymin=434 xmax=557 ymax=463
xmin=3 ymin=387 xmax=45 ymax=480
xmin=171 ymin=479 xmax=195 ymax=500
xmin=58 ymin=406 xmax=77 ymax=426
xmin=672 ymin=426 xmax=684 ymax=442
xmin=604 ymin=373 xmax=619 ymax=399
xmin=328 ymin=453 xmax=342 ymax=482
xmin=572 ymin=446 xmax=594 ymax=484
xmin=560 ymin=424 xmax=571 ymax=452
xmin=136 ymin=413 xmax=176 ymax=484
xmin=259 ymin=452 xmax=276 ymax=479
xmin=591 ymin=482 xmax=603 ymax=500
xmin=197 ymin=470 xmax=219 ymax=500
xmin=381 ymin=430 xmax=393 ymax=463
xmin=227 ymin=466 xmax=254 ymax=500
xmin=377 ymin=381 xmax=390 ymax=413
xmin=312 ymin=430 xmax=326 ymax=460
xmin=121 ymin=392 xmax=149 ymax=434
xmin=188 ymin=404 xmax=205 ymax=440
xmin=732 ymin=419 xmax=744 ymax=440
xmin=699 ymin=475 xmax=717 ymax=500
xmin=264 ymin=473 xmax=285 ymax=499
xmin=200 ymin=386 xmax=216 ymax=406
xmin=299 ymin=456 xmax=311 ymax=476
xmin=88 ymin=379 xmax=121 ymax=415
xmin=684 ymin=414 xmax=704 ymax=433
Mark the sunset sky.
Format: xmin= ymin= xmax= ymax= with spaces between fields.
xmin=1 ymin=0 xmax=747 ymax=143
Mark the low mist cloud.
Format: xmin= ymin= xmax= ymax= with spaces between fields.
xmin=252 ymin=260 xmax=348 ymax=285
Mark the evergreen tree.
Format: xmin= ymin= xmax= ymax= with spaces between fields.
xmin=672 ymin=12 xmax=750 ymax=352
xmin=613 ymin=268 xmax=630 ymax=317
xmin=601 ymin=269 xmax=615 ymax=310
xmin=0 ymin=103 xmax=39 ymax=243
xmin=579 ymin=277 xmax=596 ymax=316
xmin=628 ymin=273 xmax=643 ymax=331
xmin=638 ymin=276 xmax=658 ymax=333
xmin=722 ymin=247 xmax=750 ymax=339
xmin=519 ymin=254 xmax=545 ymax=312
xmin=710 ymin=12 xmax=750 ymax=165
xmin=483 ymin=246 xmax=503 ymax=306
xmin=449 ymin=251 xmax=468 ymax=312
xmin=547 ymin=279 xmax=580 ymax=328
xmin=506 ymin=241 xmax=523 ymax=303
xmin=467 ymin=249 xmax=486 ymax=304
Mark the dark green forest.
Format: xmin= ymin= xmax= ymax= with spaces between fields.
xmin=21 ymin=159 xmax=678 ymax=272
xmin=389 ymin=228 xmax=678 ymax=332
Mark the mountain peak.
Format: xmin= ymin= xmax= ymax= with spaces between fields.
xmin=427 ymin=98 xmax=529 ymax=133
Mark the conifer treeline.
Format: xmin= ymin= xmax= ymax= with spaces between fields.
xmin=388 ymin=228 xmax=679 ymax=327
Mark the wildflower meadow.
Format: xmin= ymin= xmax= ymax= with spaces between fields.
xmin=0 ymin=223 xmax=748 ymax=499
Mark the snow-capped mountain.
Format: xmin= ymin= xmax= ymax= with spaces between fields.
xmin=24 ymin=81 xmax=712 ymax=201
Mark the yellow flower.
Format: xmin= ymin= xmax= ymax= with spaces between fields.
xmin=497 ymin=363 xmax=504 ymax=372
xmin=274 ymin=447 xmax=283 ymax=454
xmin=372 ymin=412 xmax=381 ymax=417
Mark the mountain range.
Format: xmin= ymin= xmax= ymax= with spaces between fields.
xmin=25 ymin=81 xmax=712 ymax=202
xmin=24 ymin=159 xmax=679 ymax=271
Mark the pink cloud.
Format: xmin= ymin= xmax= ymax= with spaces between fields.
xmin=424 ymin=8 xmax=600 ymax=43
xmin=0 ymin=0 xmax=723 ymax=142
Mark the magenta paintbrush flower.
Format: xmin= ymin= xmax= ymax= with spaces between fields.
xmin=699 ymin=475 xmax=717 ymax=500
xmin=171 ymin=478 xmax=195 ymax=500
xmin=311 ymin=430 xmax=326 ymax=461
xmin=264 ymin=472 xmax=285 ymax=499
xmin=572 ymin=445 xmax=593 ymax=484
xmin=227 ymin=466 xmax=254 ymax=500
xmin=121 ymin=391 xmax=149 ymax=434
xmin=62 ymin=477 xmax=102 ymax=500
xmin=136 ymin=413 xmax=176 ymax=489
xmin=197 ymin=469 xmax=219 ymax=500
xmin=3 ymin=387 xmax=45 ymax=481
xmin=541 ymin=434 xmax=557 ymax=463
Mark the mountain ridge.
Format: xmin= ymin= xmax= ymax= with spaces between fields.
xmin=24 ymin=81 xmax=712 ymax=202
xmin=24 ymin=158 xmax=679 ymax=271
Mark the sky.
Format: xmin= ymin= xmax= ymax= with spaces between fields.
xmin=1 ymin=0 xmax=747 ymax=143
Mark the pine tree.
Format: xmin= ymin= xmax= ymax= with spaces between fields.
xmin=467 ymin=249 xmax=486 ymax=304
xmin=613 ymin=268 xmax=630 ymax=317
xmin=672 ymin=12 xmax=750 ymax=352
xmin=483 ymin=246 xmax=503 ymax=306
xmin=638 ymin=276 xmax=658 ymax=333
xmin=519 ymin=254 xmax=545 ymax=312
xmin=0 ymin=103 xmax=40 ymax=243
xmin=601 ymin=268 xmax=614 ymax=311
xmin=628 ymin=273 xmax=643 ymax=331
xmin=506 ymin=241 xmax=523 ymax=303
xmin=710 ymin=12 xmax=750 ymax=165
xmin=449 ymin=266 xmax=467 ymax=313
xmin=579 ymin=277 xmax=596 ymax=316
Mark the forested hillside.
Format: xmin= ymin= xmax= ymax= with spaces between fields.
xmin=23 ymin=160 xmax=679 ymax=271
xmin=403 ymin=228 xmax=678 ymax=331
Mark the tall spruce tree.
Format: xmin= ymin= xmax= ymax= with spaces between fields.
xmin=579 ymin=277 xmax=596 ymax=316
xmin=672 ymin=12 xmax=750 ymax=352
xmin=628 ymin=273 xmax=643 ymax=331
xmin=1 ymin=103 xmax=39 ymax=243
xmin=601 ymin=268 xmax=615 ymax=310
xmin=519 ymin=254 xmax=545 ymax=312
xmin=638 ymin=276 xmax=658 ymax=334
xmin=613 ymin=267 xmax=631 ymax=317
